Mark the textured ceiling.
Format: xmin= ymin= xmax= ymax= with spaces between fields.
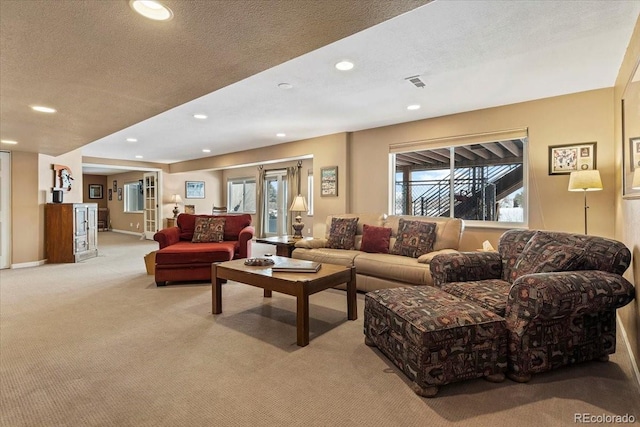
xmin=2 ymin=0 xmax=639 ymax=167
xmin=0 ymin=0 xmax=429 ymax=157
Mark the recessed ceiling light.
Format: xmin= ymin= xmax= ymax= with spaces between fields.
xmin=130 ymin=0 xmax=173 ymax=21
xmin=202 ymin=149 xmax=211 ymax=153
xmin=126 ymin=138 xmax=138 ymax=142
xmin=407 ymin=104 xmax=421 ymax=110
xmin=1 ymin=139 xmax=18 ymax=145
xmin=276 ymin=133 xmax=286 ymax=137
xmin=278 ymin=83 xmax=293 ymax=90
xmin=193 ymin=114 xmax=208 ymax=119
xmin=335 ymin=61 xmax=354 ymax=71
xmin=31 ymin=105 xmax=56 ymax=113
xmin=135 ymin=155 xmax=143 ymax=159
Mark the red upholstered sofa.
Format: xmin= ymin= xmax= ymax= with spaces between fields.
xmin=153 ymin=213 xmax=254 ymax=286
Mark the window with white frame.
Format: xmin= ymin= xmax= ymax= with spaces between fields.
xmin=391 ymin=133 xmax=527 ymax=226
xmin=307 ymin=169 xmax=314 ymax=216
xmin=227 ymin=177 xmax=256 ymax=213
xmin=124 ymin=181 xmax=144 ymax=213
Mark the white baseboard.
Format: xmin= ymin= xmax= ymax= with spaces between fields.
xmin=111 ymin=229 xmax=144 ymax=237
xmin=11 ymin=259 xmax=47 ymax=269
xmin=617 ymin=314 xmax=640 ymax=393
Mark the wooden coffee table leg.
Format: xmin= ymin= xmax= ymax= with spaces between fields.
xmin=212 ymin=264 xmax=222 ymax=314
xmin=264 ymin=289 xmax=272 ymax=297
xmin=347 ymin=266 xmax=357 ymax=320
xmin=297 ymin=292 xmax=310 ymax=346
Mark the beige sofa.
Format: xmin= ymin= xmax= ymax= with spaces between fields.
xmin=292 ymin=214 xmax=464 ymax=292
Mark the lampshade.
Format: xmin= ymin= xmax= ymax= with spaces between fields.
xmin=633 ymin=169 xmax=640 ymax=189
xmin=171 ymin=194 xmax=183 ymax=203
xmin=289 ymin=195 xmax=308 ymax=212
xmin=568 ymin=170 xmax=603 ymax=192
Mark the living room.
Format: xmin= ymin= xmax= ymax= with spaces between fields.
xmin=1 ymin=1 xmax=639 ymax=425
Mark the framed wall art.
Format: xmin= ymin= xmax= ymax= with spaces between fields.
xmin=184 ymin=204 xmax=195 ymax=214
xmin=117 ymin=187 xmax=122 ymax=201
xmin=112 ymin=180 xmax=117 ymax=192
xmin=320 ymin=166 xmax=338 ymax=197
xmin=185 ymin=181 xmax=205 ymax=199
xmin=548 ymin=142 xmax=597 ymax=175
xmin=108 ymin=188 xmax=113 ymax=201
xmin=88 ymin=184 xmax=103 ymax=199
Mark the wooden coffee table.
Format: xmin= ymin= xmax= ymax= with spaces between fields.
xmin=212 ymin=257 xmax=357 ymax=346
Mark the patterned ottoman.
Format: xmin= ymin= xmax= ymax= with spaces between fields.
xmin=364 ymin=286 xmax=507 ymax=397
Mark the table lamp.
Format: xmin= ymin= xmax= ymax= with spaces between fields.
xmin=289 ymin=195 xmax=308 ymax=239
xmin=171 ymin=194 xmax=183 ymax=218
xmin=568 ymin=170 xmax=602 ymax=234
xmin=632 ymin=169 xmax=640 ymax=189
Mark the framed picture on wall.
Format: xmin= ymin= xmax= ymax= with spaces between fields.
xmin=117 ymin=187 xmax=122 ymax=201
xmin=548 ymin=142 xmax=597 ymax=175
xmin=185 ymin=181 xmax=205 ymax=198
xmin=320 ymin=166 xmax=338 ymax=197
xmin=112 ymin=180 xmax=117 ymax=192
xmin=108 ymin=188 xmax=113 ymax=201
xmin=88 ymin=184 xmax=103 ymax=199
xmin=184 ymin=204 xmax=195 ymax=214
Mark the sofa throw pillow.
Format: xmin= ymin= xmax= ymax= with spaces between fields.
xmin=326 ymin=217 xmax=359 ymax=250
xmin=361 ymin=224 xmax=392 ymax=254
xmin=511 ymin=231 xmax=585 ymax=281
xmin=391 ymin=219 xmax=437 ymax=258
xmin=192 ymin=217 xmax=226 ymax=243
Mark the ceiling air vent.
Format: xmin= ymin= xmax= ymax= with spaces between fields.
xmin=405 ymin=75 xmax=426 ymax=88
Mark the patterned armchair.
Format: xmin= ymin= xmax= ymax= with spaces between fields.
xmin=430 ymin=229 xmax=635 ymax=382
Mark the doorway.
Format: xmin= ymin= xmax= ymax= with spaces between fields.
xmin=143 ymin=172 xmax=158 ymax=240
xmin=264 ymin=170 xmax=288 ymax=236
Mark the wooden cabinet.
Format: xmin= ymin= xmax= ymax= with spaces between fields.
xmin=45 ymin=203 xmax=98 ymax=263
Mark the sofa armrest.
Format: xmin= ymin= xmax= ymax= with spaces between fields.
xmin=153 ymin=227 xmax=180 ymax=249
xmin=417 ymin=249 xmax=459 ymax=264
xmin=505 ymin=271 xmax=635 ymax=334
xmin=238 ymin=226 xmax=255 ymax=258
xmin=429 ymin=251 xmax=503 ymax=287
xmin=294 ymin=238 xmax=328 ymax=249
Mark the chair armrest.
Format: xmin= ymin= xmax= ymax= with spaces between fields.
xmin=153 ymin=227 xmax=180 ymax=249
xmin=429 ymin=251 xmax=503 ymax=287
xmin=505 ymin=271 xmax=635 ymax=333
xmin=238 ymin=226 xmax=255 ymax=258
xmin=294 ymin=238 xmax=328 ymax=249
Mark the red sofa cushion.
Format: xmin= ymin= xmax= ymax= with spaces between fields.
xmin=177 ymin=213 xmax=251 ymax=241
xmin=156 ymin=241 xmax=235 ymax=264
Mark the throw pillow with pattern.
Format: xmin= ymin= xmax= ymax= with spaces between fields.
xmin=326 ymin=217 xmax=359 ymax=250
xmin=192 ymin=217 xmax=226 ymax=243
xmin=511 ymin=231 xmax=585 ymax=281
xmin=391 ymin=219 xmax=437 ymax=258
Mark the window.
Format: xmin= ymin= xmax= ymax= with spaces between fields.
xmin=307 ymin=169 xmax=314 ymax=216
xmin=124 ymin=181 xmax=144 ymax=213
xmin=227 ymin=177 xmax=256 ymax=213
xmin=392 ymin=136 xmax=527 ymax=226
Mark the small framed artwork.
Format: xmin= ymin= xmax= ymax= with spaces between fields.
xmin=184 ymin=204 xmax=195 ymax=214
xmin=112 ymin=180 xmax=117 ymax=192
xmin=108 ymin=189 xmax=113 ymax=201
xmin=88 ymin=184 xmax=103 ymax=199
xmin=548 ymin=142 xmax=597 ymax=175
xmin=185 ymin=181 xmax=205 ymax=199
xmin=320 ymin=166 xmax=338 ymax=197
xmin=117 ymin=187 xmax=122 ymax=201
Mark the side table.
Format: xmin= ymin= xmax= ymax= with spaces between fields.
xmin=255 ymin=235 xmax=313 ymax=258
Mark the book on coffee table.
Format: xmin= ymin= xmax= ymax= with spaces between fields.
xmin=272 ymin=258 xmax=321 ymax=273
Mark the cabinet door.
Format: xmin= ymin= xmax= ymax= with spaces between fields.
xmin=73 ymin=205 xmax=88 ymax=253
xmin=86 ymin=205 xmax=98 ymax=250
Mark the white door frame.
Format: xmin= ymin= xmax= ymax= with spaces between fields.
xmin=0 ymin=151 xmax=11 ymax=269
xmin=143 ymin=171 xmax=158 ymax=240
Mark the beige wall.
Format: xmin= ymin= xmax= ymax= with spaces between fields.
xmin=161 ymin=169 xmax=223 ymax=227
xmin=614 ymin=17 xmax=640 ymax=374
xmin=10 ymin=152 xmax=40 ymax=264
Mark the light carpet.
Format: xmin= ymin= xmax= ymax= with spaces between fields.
xmin=1 ymin=232 xmax=638 ymax=427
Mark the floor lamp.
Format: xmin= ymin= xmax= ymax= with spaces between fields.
xmin=568 ymin=170 xmax=602 ymax=235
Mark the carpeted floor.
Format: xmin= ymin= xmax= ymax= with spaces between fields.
xmin=1 ymin=232 xmax=638 ymax=427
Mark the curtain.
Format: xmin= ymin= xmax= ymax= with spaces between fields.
xmin=286 ymin=165 xmax=298 ymax=236
xmin=256 ymin=166 xmax=266 ymax=238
